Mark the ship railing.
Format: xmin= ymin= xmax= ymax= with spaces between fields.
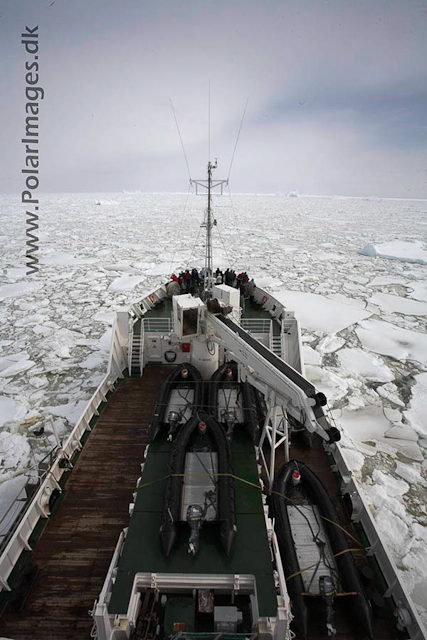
xmin=92 ymin=529 xmax=127 ymax=640
xmin=0 ymin=446 xmax=59 ymax=556
xmin=326 ymin=437 xmax=426 ymax=640
xmin=139 ymin=320 xmax=145 ymax=376
xmin=0 ymin=315 xmax=128 ymax=593
xmin=241 ymin=318 xmax=271 ymax=334
xmin=143 ymin=317 xmax=172 ymax=333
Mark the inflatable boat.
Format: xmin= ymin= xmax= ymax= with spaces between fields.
xmin=207 ymin=360 xmax=258 ymax=441
xmin=149 ymin=362 xmax=203 ymax=441
xmin=160 ymin=411 xmax=237 ymax=557
xmin=272 ymin=460 xmax=374 ymax=639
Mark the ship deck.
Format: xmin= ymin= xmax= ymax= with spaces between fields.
xmin=108 ymin=429 xmax=278 ymax=618
xmin=0 ymin=365 xmax=172 ymax=640
xmin=0 ymin=336 xmax=398 ymax=639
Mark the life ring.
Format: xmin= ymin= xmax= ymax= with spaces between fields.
xmin=261 ymin=295 xmax=268 ymax=305
xmin=149 ymin=293 xmax=156 ymax=304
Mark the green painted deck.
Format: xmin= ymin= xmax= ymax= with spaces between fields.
xmin=109 ymin=428 xmax=278 ymax=618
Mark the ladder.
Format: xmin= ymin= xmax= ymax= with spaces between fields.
xmin=270 ymin=334 xmax=282 ymax=359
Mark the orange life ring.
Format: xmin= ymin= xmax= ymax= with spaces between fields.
xmin=149 ymin=294 xmax=156 ymax=304
xmin=262 ymin=295 xmax=268 ymax=305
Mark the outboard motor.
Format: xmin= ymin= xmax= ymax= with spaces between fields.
xmin=167 ymin=411 xmax=180 ymax=441
xmin=187 ymin=504 xmax=204 ymax=555
xmin=224 ymin=410 xmax=236 ymax=442
xmin=319 ymin=575 xmax=336 ymax=636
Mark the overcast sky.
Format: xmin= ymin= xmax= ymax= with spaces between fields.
xmin=2 ymin=0 xmax=427 ymax=197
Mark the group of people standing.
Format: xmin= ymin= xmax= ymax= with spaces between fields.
xmin=169 ymin=267 xmax=255 ymax=298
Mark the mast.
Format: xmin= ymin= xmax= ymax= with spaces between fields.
xmin=205 ymin=159 xmax=215 ymax=298
xmin=191 ymin=160 xmax=228 ymax=300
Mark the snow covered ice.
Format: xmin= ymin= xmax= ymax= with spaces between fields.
xmin=1 ymin=191 xmax=427 ymax=622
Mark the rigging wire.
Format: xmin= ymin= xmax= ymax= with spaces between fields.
xmin=170 ymin=97 xmax=192 ymax=181
xmin=167 ymin=183 xmax=193 ymax=276
xmin=208 ymin=80 xmax=211 ymax=164
xmin=227 ymin=97 xmax=249 ymax=181
xmin=185 ymin=223 xmax=203 ymax=270
xmin=215 ymin=221 xmax=235 ymax=271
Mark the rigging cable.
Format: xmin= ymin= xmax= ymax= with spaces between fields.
xmin=167 ymin=182 xmax=192 ymax=277
xmin=170 ymin=97 xmax=192 ymax=181
xmin=227 ymin=97 xmax=249 ymax=181
xmin=185 ymin=223 xmax=203 ymax=270
xmin=208 ymin=80 xmax=211 ymax=164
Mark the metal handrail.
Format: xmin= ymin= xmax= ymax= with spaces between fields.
xmin=143 ymin=317 xmax=172 ymax=333
xmin=0 ymin=446 xmax=58 ymax=553
xmin=241 ymin=318 xmax=271 ymax=333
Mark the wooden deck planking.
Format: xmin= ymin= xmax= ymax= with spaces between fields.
xmin=0 ymin=365 xmax=172 ymax=640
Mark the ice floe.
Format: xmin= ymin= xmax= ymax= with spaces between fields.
xmin=0 ymin=281 xmax=42 ymax=299
xmin=275 ymin=289 xmax=371 ymax=333
xmin=335 ymin=405 xmax=423 ymax=460
xmin=0 ymin=397 xmax=26 ymax=427
xmin=370 ymin=292 xmax=427 ymax=316
xmin=356 ymin=320 xmax=427 ymax=366
xmin=404 ymin=373 xmax=427 ymax=439
xmin=0 ymin=352 xmax=36 ymax=378
xmin=108 ymin=275 xmax=146 ymax=291
xmin=360 ymin=240 xmax=427 ymax=264
xmin=337 ymin=348 xmax=394 ymax=382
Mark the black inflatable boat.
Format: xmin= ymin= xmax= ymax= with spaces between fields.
xmin=272 ymin=460 xmax=374 ymax=640
xmin=149 ymin=362 xmax=203 ymax=441
xmin=207 ymin=360 xmax=258 ymax=441
xmin=160 ymin=411 xmax=237 ymax=557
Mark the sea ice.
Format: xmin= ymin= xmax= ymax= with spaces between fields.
xmin=302 ymin=345 xmax=321 ymax=365
xmin=275 ymin=289 xmax=371 ymax=333
xmin=0 ymin=281 xmax=42 ymax=299
xmin=370 ymin=292 xmax=427 ymax=316
xmin=407 ymin=282 xmax=427 ymax=303
xmin=337 ymin=348 xmax=394 ymax=382
xmin=0 ymin=432 xmax=31 ymax=478
xmin=335 ymin=405 xmax=423 ymax=460
xmin=305 ymin=365 xmax=348 ymax=405
xmin=0 ymin=397 xmax=26 ymax=427
xmin=369 ymin=275 xmax=409 ymax=286
xmin=356 ymin=320 xmax=427 ymax=366
xmin=316 ymin=334 xmax=345 ymax=353
xmin=373 ymin=507 xmax=409 ymax=557
xmin=45 ymin=400 xmax=91 ymax=426
xmin=404 ymin=373 xmax=427 ymax=439
xmin=0 ymin=352 xmax=36 ymax=378
xmin=359 ymin=240 xmax=427 ymax=264
xmin=377 ymin=382 xmax=405 ymax=407
xmin=372 ymin=469 xmax=409 ymax=497
xmin=395 ymin=461 xmax=426 ymax=487
xmin=108 ymin=276 xmax=146 ymax=292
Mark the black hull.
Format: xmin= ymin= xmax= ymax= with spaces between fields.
xmin=272 ymin=460 xmax=374 ymax=640
xmin=207 ymin=360 xmax=258 ymax=441
xmin=160 ymin=411 xmax=237 ymax=557
xmin=149 ymin=362 xmax=203 ymax=440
